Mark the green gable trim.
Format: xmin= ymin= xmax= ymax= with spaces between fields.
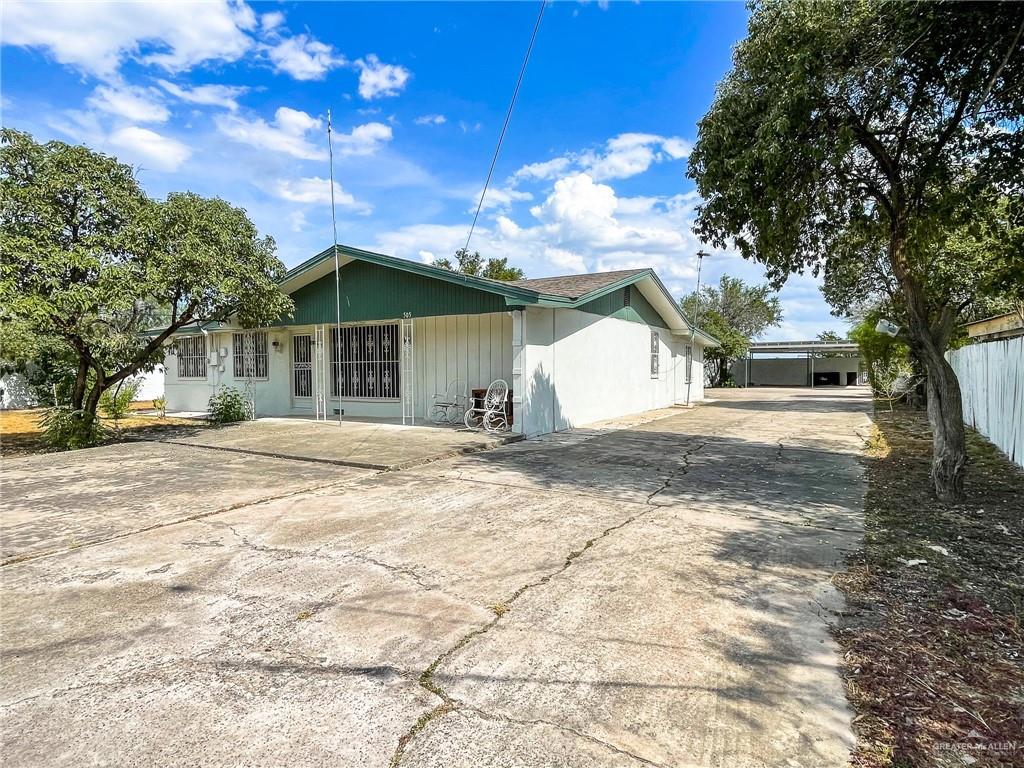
xmin=277 ymin=259 xmax=508 ymax=325
xmin=275 ymin=244 xmax=713 ymax=338
xmin=283 ymin=245 xmax=564 ymax=307
xmin=576 ymin=286 xmax=669 ymax=329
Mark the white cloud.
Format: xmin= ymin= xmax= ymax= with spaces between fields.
xmin=261 ymin=11 xmax=285 ymax=32
xmin=531 ymin=173 xmax=618 ymax=224
xmin=273 ymin=176 xmax=371 ymax=213
xmin=544 ymin=247 xmax=587 ymax=273
xmin=288 ymin=210 xmax=308 ymax=232
xmin=354 ymin=54 xmax=411 ymax=99
xmin=580 ymin=133 xmax=693 ymax=181
xmin=215 ymin=106 xmax=326 ymax=160
xmin=86 ymin=84 xmax=169 ymax=123
xmin=108 ymin=126 xmax=191 ymax=171
xmin=156 ymin=79 xmax=248 ymax=111
xmin=331 ymin=122 xmax=393 ymax=157
xmin=508 ymin=133 xmax=693 ymax=188
xmin=2 ymin=0 xmax=255 ymax=77
xmin=216 ymin=108 xmax=392 ymax=160
xmin=267 ymin=34 xmax=345 ymax=80
xmin=374 ymin=171 xmax=711 ymax=294
xmin=473 ymin=186 xmax=533 ymax=212
xmin=414 ymin=114 xmax=446 ymax=126
xmin=511 ymin=156 xmax=572 ymax=183
xmin=459 ymin=120 xmax=482 ymax=134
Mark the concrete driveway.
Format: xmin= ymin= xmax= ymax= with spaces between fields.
xmin=0 ymin=387 xmax=871 ymax=767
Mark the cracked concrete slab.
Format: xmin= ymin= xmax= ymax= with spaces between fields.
xmin=163 ymin=417 xmax=519 ymax=469
xmin=1 ymin=387 xmax=871 ymax=767
xmin=0 ymin=441 xmax=369 ymax=563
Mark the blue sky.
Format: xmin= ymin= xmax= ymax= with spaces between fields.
xmin=2 ymin=0 xmax=840 ymax=339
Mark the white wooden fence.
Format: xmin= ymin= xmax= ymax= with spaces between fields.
xmin=946 ymin=336 xmax=1024 ymax=468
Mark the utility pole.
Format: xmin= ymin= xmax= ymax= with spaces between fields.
xmin=327 ymin=109 xmax=343 ymax=426
xmin=685 ymin=250 xmax=709 ymax=407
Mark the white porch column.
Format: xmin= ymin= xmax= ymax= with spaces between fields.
xmin=511 ymin=309 xmax=524 ymax=435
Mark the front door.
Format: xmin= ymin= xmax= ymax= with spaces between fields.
xmin=292 ymin=334 xmax=313 ymax=405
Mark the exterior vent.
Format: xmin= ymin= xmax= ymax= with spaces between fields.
xmin=624 ymin=285 xmax=631 ymax=307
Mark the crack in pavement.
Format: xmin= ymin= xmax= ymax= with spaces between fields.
xmin=386 ymin=441 xmax=706 ymax=768
xmin=423 ymin=471 xmax=862 ymax=534
xmin=1 ymin=475 xmax=365 ymax=568
xmin=457 ymin=705 xmax=665 ymax=767
xmin=199 ymin=518 xmax=473 ymax=603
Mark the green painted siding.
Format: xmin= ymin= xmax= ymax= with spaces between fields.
xmin=278 ymin=260 xmax=509 ymax=325
xmin=576 ymin=286 xmax=668 ymax=329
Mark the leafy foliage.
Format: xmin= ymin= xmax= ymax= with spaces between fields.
xmin=432 ymin=247 xmax=525 ymax=281
xmin=208 ymin=387 xmax=250 ymax=424
xmin=99 ymin=378 xmax=142 ymax=421
xmin=681 ymin=275 xmax=783 ymax=385
xmin=40 ymin=407 xmax=110 ymax=451
xmin=687 ymin=0 xmax=1024 ymax=499
xmin=0 ymin=129 xmax=294 ymax=447
xmin=849 ymin=312 xmax=910 ymax=392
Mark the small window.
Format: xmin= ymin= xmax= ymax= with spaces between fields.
xmin=233 ymin=332 xmax=269 ymax=379
xmin=650 ymin=331 xmax=660 ymax=378
xmin=178 ymin=336 xmax=207 ymax=379
xmin=685 ymin=345 xmax=693 ymax=383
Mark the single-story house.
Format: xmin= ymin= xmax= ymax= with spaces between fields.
xmin=162 ymin=245 xmax=718 ymax=437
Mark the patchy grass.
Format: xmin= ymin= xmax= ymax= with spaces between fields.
xmin=834 ymin=404 xmax=1024 ymax=768
xmin=0 ymin=406 xmax=208 ymax=457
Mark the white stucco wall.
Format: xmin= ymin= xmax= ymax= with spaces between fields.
xmin=161 ymin=309 xmax=707 ymax=434
xmin=512 ymin=307 xmax=708 ymax=437
xmin=1 ymin=367 xmax=164 ymax=410
xmin=162 ymin=314 xmax=513 ymax=419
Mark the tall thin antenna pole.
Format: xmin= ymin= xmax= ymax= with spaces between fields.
xmin=464 ymin=0 xmax=546 ymax=253
xmin=685 ymin=250 xmax=708 ymax=407
xmin=327 ymin=109 xmax=343 ymax=425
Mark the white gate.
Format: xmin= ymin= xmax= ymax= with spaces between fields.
xmin=400 ymin=317 xmax=414 ymax=425
xmin=314 ymin=324 xmax=327 ymax=420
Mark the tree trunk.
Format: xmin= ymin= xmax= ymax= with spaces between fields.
xmin=920 ymin=348 xmax=967 ymax=501
xmin=899 ymin=287 xmax=966 ymax=500
xmin=890 ymin=227 xmax=967 ymax=501
xmin=70 ymin=357 xmax=89 ymax=410
xmin=84 ymin=378 xmax=105 ymax=420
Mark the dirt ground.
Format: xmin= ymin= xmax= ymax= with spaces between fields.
xmin=0 ymin=403 xmax=207 ymax=457
xmin=833 ymin=405 xmax=1024 ymax=768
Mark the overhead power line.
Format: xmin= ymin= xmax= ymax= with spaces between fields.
xmin=463 ymin=0 xmax=547 ymax=254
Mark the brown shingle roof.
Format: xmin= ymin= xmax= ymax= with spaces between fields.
xmin=507 ymin=269 xmax=647 ymax=300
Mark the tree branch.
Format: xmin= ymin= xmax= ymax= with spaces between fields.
xmin=972 ymin=15 xmax=1024 ymax=121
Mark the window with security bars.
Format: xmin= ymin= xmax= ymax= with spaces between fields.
xmin=685 ymin=345 xmax=693 ymax=383
xmin=178 ymin=336 xmax=207 ymax=379
xmin=232 ymin=332 xmax=269 ymax=379
xmin=330 ymin=324 xmax=400 ymax=399
xmin=650 ymin=331 xmax=660 ymax=378
xmin=293 ymin=335 xmax=313 ymax=398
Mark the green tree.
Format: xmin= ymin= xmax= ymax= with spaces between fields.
xmin=687 ymin=0 xmax=1024 ymax=500
xmin=681 ymin=275 xmax=783 ymax=386
xmin=432 ymin=247 xmax=524 ymax=281
xmin=0 ymin=129 xmax=294 ymax=445
xmin=848 ymin=310 xmax=909 ymax=391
